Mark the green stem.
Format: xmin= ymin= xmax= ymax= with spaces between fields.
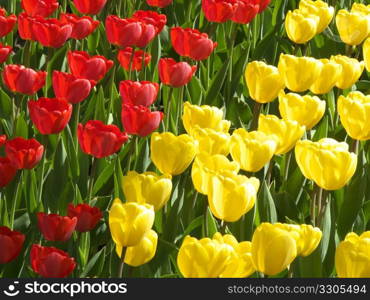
xmin=220 ymin=220 xmax=227 ymax=234
xmin=250 ymin=102 xmax=262 ymax=131
xmin=128 ymin=47 xmax=136 ymax=80
xmin=204 ymin=201 xmax=209 ymax=237
xmin=118 ymin=247 xmax=127 ymax=278
xmin=44 ymin=48 xmax=54 ymax=97
xmin=88 ymin=157 xmax=97 ymax=204
xmin=23 ymin=41 xmax=31 ymax=67
xmin=38 ymin=137 xmax=47 ymax=211
xmin=10 ymin=171 xmax=23 ymax=229
xmin=165 ymin=87 xmax=174 ymax=131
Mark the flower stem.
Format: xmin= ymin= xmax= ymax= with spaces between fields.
xmin=88 ymin=157 xmax=97 ymax=204
xmin=250 ymin=102 xmax=262 ymax=131
xmin=165 ymin=87 xmax=174 ymax=131
xmin=118 ymin=247 xmax=127 ymax=278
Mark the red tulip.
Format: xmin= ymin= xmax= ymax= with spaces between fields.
xmin=158 ymin=58 xmax=197 ymax=87
xmin=37 ymin=212 xmax=77 ymax=242
xmin=146 ymin=0 xmax=173 ymax=8
xmin=117 ymin=47 xmax=151 ymax=71
xmin=18 ymin=13 xmax=38 ymax=41
xmin=0 ymin=227 xmax=25 ymax=264
xmin=0 ymin=135 xmax=6 ymax=147
xmin=78 ymin=120 xmax=128 ymax=158
xmin=0 ymin=43 xmax=12 ymax=64
xmin=171 ymin=27 xmax=217 ymax=61
xmin=52 ymin=71 xmax=95 ymax=104
xmin=2 ymin=64 xmax=46 ymax=95
xmin=119 ymin=80 xmax=159 ymax=107
xmin=73 ymin=0 xmax=107 ymax=15
xmin=60 ymin=13 xmax=100 ymax=40
xmin=202 ymin=0 xmax=236 ymax=23
xmin=121 ymin=104 xmax=163 ymax=137
xmin=256 ymin=0 xmax=270 ymax=13
xmin=232 ymin=0 xmax=259 ymax=24
xmin=32 ymin=18 xmax=72 ymax=48
xmin=0 ymin=157 xmax=17 ymax=188
xmin=67 ymin=203 xmax=102 ymax=232
xmin=67 ymin=51 xmax=114 ymax=82
xmin=132 ymin=10 xmax=167 ymax=34
xmin=30 ymin=244 xmax=76 ymax=278
xmin=28 ymin=98 xmax=73 ymax=135
xmin=0 ymin=8 xmax=17 ymax=38
xmin=21 ymin=0 xmax=59 ymax=17
xmin=5 ymin=137 xmax=44 ymax=170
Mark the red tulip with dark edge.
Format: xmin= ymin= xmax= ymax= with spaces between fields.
xmin=0 ymin=227 xmax=25 ymax=264
xmin=60 ymin=13 xmax=100 ymax=40
xmin=119 ymin=80 xmax=159 ymax=107
xmin=37 ymin=212 xmax=77 ymax=242
xmin=21 ymin=0 xmax=59 ymax=17
xmin=73 ymin=0 xmax=107 ymax=15
xmin=158 ymin=58 xmax=197 ymax=87
xmin=0 ymin=44 xmax=12 ymax=64
xmin=32 ymin=17 xmax=72 ymax=48
xmin=0 ymin=157 xmax=17 ymax=188
xmin=67 ymin=204 xmax=103 ymax=232
xmin=0 ymin=8 xmax=17 ymax=38
xmin=117 ymin=47 xmax=151 ymax=71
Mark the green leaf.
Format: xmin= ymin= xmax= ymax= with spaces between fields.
xmin=258 ymin=181 xmax=277 ymax=223
xmin=204 ymin=57 xmax=230 ymax=105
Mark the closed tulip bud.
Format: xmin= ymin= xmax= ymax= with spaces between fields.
xmin=338 ymin=91 xmax=370 ymax=141
xmin=191 ymin=126 xmax=231 ymax=156
xmin=0 ymin=157 xmax=17 ymax=188
xmin=310 ymin=59 xmax=342 ymax=94
xmin=331 ymin=55 xmax=365 ymax=90
xmin=116 ymin=229 xmax=158 ymax=267
xmin=0 ymin=226 xmax=25 ymax=264
xmin=336 ymin=10 xmax=370 ymax=46
xmin=278 ymin=54 xmax=322 ymax=92
xmin=208 ymin=171 xmax=259 ymax=222
xmin=0 ymin=43 xmax=12 ymax=64
xmin=32 ymin=18 xmax=72 ymax=48
xmin=183 ymin=101 xmax=231 ymax=135
xmin=335 ymin=231 xmax=370 ymax=278
xmin=363 ymin=37 xmax=370 ymax=72
xmin=73 ymin=0 xmax=107 ymax=15
xmin=295 ymin=138 xmax=357 ymax=190
xmin=177 ymin=235 xmax=235 ymax=278
xmin=158 ymin=58 xmax=197 ymax=87
xmin=150 ymin=132 xmax=197 ymax=176
xmin=245 ymin=61 xmax=285 ymax=104
xmin=299 ymin=0 xmax=334 ymax=33
xmin=18 ymin=13 xmax=38 ymax=41
xmin=122 ymin=171 xmax=172 ymax=211
xmin=191 ymin=153 xmax=240 ymax=195
xmin=118 ymin=47 xmax=151 ymax=72
xmin=21 ymin=0 xmax=58 ymax=18
xmin=109 ymin=199 xmax=155 ymax=247
xmin=146 ymin=0 xmax=173 ymax=8
xmin=201 ymin=0 xmax=236 ymax=23
xmin=231 ymin=0 xmax=259 ymax=24
xmin=278 ymin=91 xmax=326 ymax=130
xmin=132 ymin=11 xmax=167 ymax=35
xmin=251 ymin=223 xmax=297 ymax=276
xmin=258 ymin=114 xmax=305 ymax=155
xmin=60 ymin=14 xmax=100 ymax=40
xmin=37 ymin=212 xmax=77 ymax=242
xmin=67 ymin=203 xmax=102 ymax=232
xmin=230 ymin=129 xmax=277 ymax=172
xmin=119 ymin=80 xmax=159 ymax=107
xmin=285 ymin=9 xmax=319 ymax=44
xmin=0 ymin=8 xmax=17 ymax=38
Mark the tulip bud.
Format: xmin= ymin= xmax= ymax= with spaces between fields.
xmin=118 ymin=47 xmax=152 ymax=72
xmin=119 ymin=80 xmax=159 ymax=107
xmin=351 ymin=3 xmax=370 ymax=15
xmin=0 ymin=8 xmax=17 ymax=38
xmin=32 ymin=18 xmax=72 ymax=48
xmin=67 ymin=203 xmax=103 ymax=232
xmin=0 ymin=157 xmax=17 ymax=188
xmin=60 ymin=14 xmax=100 ymax=40
xmin=285 ymin=9 xmax=319 ymax=44
xmin=336 ymin=9 xmax=370 ymax=46
xmin=295 ymin=138 xmax=357 ymax=190
xmin=330 ymin=55 xmax=365 ymax=90
xmin=73 ymin=0 xmax=107 ymax=15
xmin=37 ymin=212 xmax=77 ymax=242
xmin=158 ymin=58 xmax=197 ymax=87
xmin=0 ymin=226 xmax=25 ymax=264
xmin=299 ymin=0 xmax=334 ymax=33
xmin=191 ymin=126 xmax=231 ymax=156
xmin=201 ymin=0 xmax=235 ymax=23
xmin=0 ymin=43 xmax=12 ymax=64
xmin=363 ymin=37 xmax=370 ymax=72
xmin=146 ymin=0 xmax=173 ymax=8
xmin=231 ymin=0 xmax=259 ymax=24
xmin=309 ymin=59 xmax=342 ymax=94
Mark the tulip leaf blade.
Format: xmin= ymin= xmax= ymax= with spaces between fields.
xmin=259 ymin=181 xmax=277 ymax=223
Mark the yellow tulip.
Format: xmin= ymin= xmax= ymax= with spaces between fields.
xmin=278 ymin=91 xmax=326 ymax=130
xmin=208 ymin=171 xmax=259 ymax=222
xmin=109 ymin=199 xmax=155 ymax=247
xmin=338 ymin=91 xmax=370 ymax=141
xmin=335 ymin=231 xmax=370 ymax=278
xmin=351 ymin=3 xmax=370 ymax=15
xmin=182 ymin=101 xmax=230 ymax=135
xmin=285 ymin=9 xmax=319 ymax=44
xmin=191 ymin=126 xmax=231 ymax=156
xmin=336 ymin=9 xmax=370 ymax=46
xmin=310 ymin=59 xmax=342 ymax=94
xmin=258 ymin=114 xmax=305 ymax=155
xmin=245 ymin=61 xmax=285 ymax=104
xmin=150 ymin=132 xmax=197 ymax=176
xmin=364 ymin=37 xmax=370 ymax=72
xmin=278 ymin=54 xmax=322 ymax=92
xmin=251 ymin=223 xmax=297 ymax=276
xmin=331 ymin=55 xmax=365 ymax=90
xmin=116 ymin=229 xmax=158 ymax=267
xmin=295 ymin=138 xmax=357 ymax=190
xmin=299 ymin=0 xmax=334 ymax=33
xmin=230 ymin=129 xmax=277 ymax=172
xmin=213 ymin=233 xmax=255 ymax=278
xmin=122 ymin=171 xmax=172 ymax=211
xmin=177 ymin=235 xmax=235 ymax=278
xmin=191 ymin=153 xmax=240 ymax=195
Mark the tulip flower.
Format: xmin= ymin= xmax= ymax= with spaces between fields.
xmin=182 ymin=101 xmax=231 ymax=135
xmin=119 ymin=80 xmax=159 ymax=107
xmin=309 ymin=59 xmax=342 ymax=94
xmin=158 ymin=58 xmax=197 ymax=88
xmin=364 ymin=37 xmax=370 ymax=72
xmin=0 ymin=44 xmax=12 ymax=64
xmin=278 ymin=91 xmax=326 ymax=130
xmin=18 ymin=13 xmax=38 ymax=41
xmin=60 ymin=14 xmax=100 ymax=40
xmin=256 ymin=0 xmax=270 ymax=13
xmin=2 ymin=64 xmax=46 ymax=95
xmin=231 ymin=0 xmax=259 ymax=24
xmin=336 ymin=10 xmax=370 ymax=46
xmin=28 ymin=97 xmax=73 ymax=135
xmin=32 ymin=18 xmax=72 ymax=48
xmin=258 ymin=114 xmax=305 ymax=155
xmin=30 ymin=244 xmax=76 ymax=278
xmin=191 ymin=153 xmax=240 ymax=195
xmin=251 ymin=223 xmax=297 ymax=276
xmin=0 ymin=135 xmax=6 ymax=146
xmin=5 ymin=137 xmax=44 ymax=170
xmin=177 ymin=235 xmax=235 ymax=278
xmin=122 ymin=171 xmax=172 ymax=211
xmin=67 ymin=203 xmax=103 ymax=232
xmin=109 ymin=198 xmax=155 ymax=247
xmin=0 ymin=157 xmax=17 ymax=188
xmin=117 ymin=47 xmax=151 ymax=72
xmin=132 ymin=10 xmax=167 ymax=34
xmin=278 ymin=54 xmax=322 ymax=92
xmin=335 ymin=231 xmax=370 ymax=278
xmin=52 ymin=71 xmax=95 ymax=104
xmin=121 ymin=104 xmax=163 ymax=137
xmin=0 ymin=227 xmax=25 ymax=264
xmin=201 ymin=0 xmax=236 ymax=23
xmin=331 ymin=55 xmax=365 ymax=90
xmin=78 ymin=120 xmax=128 ymax=158
xmin=285 ymin=9 xmax=319 ymax=44
xmin=351 ymin=3 xmax=370 ymax=15
xmin=245 ymin=61 xmax=285 ymax=104
xmin=21 ymin=0 xmax=58 ymax=17
xmin=0 ymin=8 xmax=17 ymax=38
xmin=67 ymin=51 xmax=114 ymax=82
xmin=230 ymin=129 xmax=277 ymax=172
xmin=295 ymin=138 xmax=357 ymax=190
xmin=146 ymin=0 xmax=173 ymax=8
xmin=150 ymin=132 xmax=197 ymax=175
xmin=73 ymin=0 xmax=107 ymax=15
xmin=37 ymin=212 xmax=77 ymax=242
xmin=171 ymin=27 xmax=217 ymax=61
xmin=299 ymin=0 xmax=334 ymax=33
xmin=191 ymin=126 xmax=231 ymax=156
xmin=116 ymin=230 xmax=158 ymax=267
